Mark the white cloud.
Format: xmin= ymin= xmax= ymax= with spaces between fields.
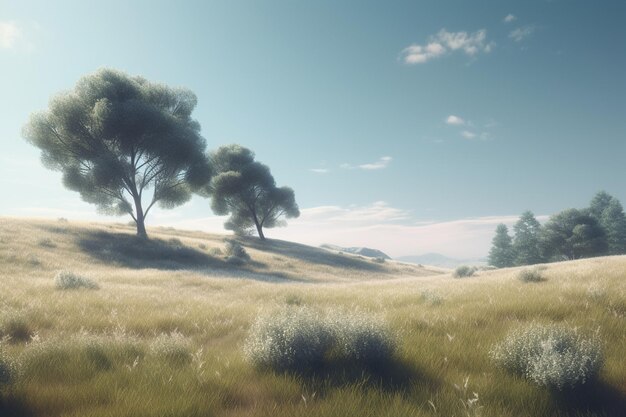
xmin=461 ymin=130 xmax=477 ymax=139
xmin=504 ymin=14 xmax=517 ymax=23
xmin=359 ymin=156 xmax=392 ymax=170
xmin=310 ymin=168 xmax=329 ymax=174
xmin=509 ymin=26 xmax=535 ymax=42
xmin=0 ymin=21 xmax=20 ymax=49
xmin=402 ymin=29 xmax=494 ymax=64
xmin=341 ymin=156 xmax=392 ymax=170
xmin=446 ymin=115 xmax=465 ymax=126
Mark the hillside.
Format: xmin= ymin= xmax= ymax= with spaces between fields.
xmin=0 ymin=218 xmax=624 ymax=417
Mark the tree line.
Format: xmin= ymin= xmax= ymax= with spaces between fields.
xmin=22 ymin=68 xmax=299 ymax=240
xmin=488 ymin=191 xmax=626 ymax=267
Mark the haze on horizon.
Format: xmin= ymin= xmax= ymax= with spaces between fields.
xmin=1 ymin=0 xmax=624 ymax=259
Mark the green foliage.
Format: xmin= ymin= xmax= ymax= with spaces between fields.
xmin=599 ymin=198 xmax=626 ymax=255
xmin=23 ymin=68 xmax=212 ymax=239
xmin=243 ymin=307 xmax=396 ymax=373
xmin=513 ymin=211 xmax=544 ymax=265
xmin=223 ymin=239 xmax=250 ymax=265
xmin=207 ymin=144 xmax=299 ymax=240
xmin=488 ymin=224 xmax=515 ymax=267
xmin=540 ymin=209 xmax=607 ymax=260
xmin=517 ymin=268 xmax=545 ymax=283
xmin=0 ymin=312 xmax=33 ymax=343
xmin=453 ymin=265 xmax=477 ymax=278
xmin=55 ymin=271 xmax=99 ymax=290
xmin=491 ymin=324 xmax=603 ymax=390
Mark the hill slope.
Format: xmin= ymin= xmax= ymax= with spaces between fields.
xmin=0 ymin=218 xmax=624 ymax=417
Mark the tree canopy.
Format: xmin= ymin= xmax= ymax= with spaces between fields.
xmin=540 ymin=208 xmax=607 ymax=261
xmin=488 ymin=224 xmax=515 ymax=268
xmin=512 ymin=211 xmax=544 ymax=265
xmin=23 ymin=68 xmax=211 ymax=238
xmin=207 ymin=144 xmax=299 ymax=240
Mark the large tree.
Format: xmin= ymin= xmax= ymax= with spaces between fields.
xmin=488 ymin=224 xmax=516 ymax=268
xmin=540 ymin=209 xmax=607 ymax=261
xmin=512 ymin=211 xmax=544 ymax=265
xmin=207 ymin=144 xmax=299 ymax=240
xmin=588 ymin=190 xmax=615 ymax=220
xmin=23 ymin=68 xmax=211 ymax=239
xmin=600 ymin=199 xmax=626 ymax=255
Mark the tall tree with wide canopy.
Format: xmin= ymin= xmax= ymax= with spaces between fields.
xmin=23 ymin=68 xmax=211 ymax=239
xmin=207 ymin=144 xmax=299 ymax=240
xmin=488 ymin=223 xmax=516 ymax=268
xmin=540 ymin=209 xmax=607 ymax=261
xmin=587 ymin=191 xmax=626 ymax=255
xmin=513 ymin=211 xmax=544 ymax=265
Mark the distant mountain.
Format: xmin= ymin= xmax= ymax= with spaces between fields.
xmin=320 ymin=244 xmax=391 ymax=260
xmin=396 ymin=253 xmax=486 ymax=268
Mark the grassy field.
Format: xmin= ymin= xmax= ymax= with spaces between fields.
xmin=0 ymin=218 xmax=624 ymax=417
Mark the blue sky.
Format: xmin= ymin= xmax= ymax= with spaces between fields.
xmin=1 ymin=0 xmax=624 ymax=258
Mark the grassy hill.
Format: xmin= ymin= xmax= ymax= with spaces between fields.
xmin=0 ymin=218 xmax=624 ymax=417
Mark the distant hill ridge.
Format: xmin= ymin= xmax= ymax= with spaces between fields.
xmin=396 ymin=252 xmax=486 ymax=268
xmin=320 ymin=244 xmax=391 ymax=260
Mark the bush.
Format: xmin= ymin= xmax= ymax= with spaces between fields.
xmin=243 ymin=307 xmax=396 ymax=373
xmin=208 ymin=247 xmax=223 ymax=256
xmin=0 ymin=352 xmax=16 ymax=387
xmin=420 ymin=290 xmax=444 ymax=306
xmin=453 ymin=265 xmax=476 ymax=278
xmin=329 ymin=312 xmax=396 ymax=365
xmin=198 ymin=243 xmax=208 ymax=250
xmin=244 ymin=307 xmax=333 ymax=372
xmin=55 ymin=271 xmax=99 ymax=290
xmin=517 ymin=268 xmax=544 ymax=283
xmin=224 ymin=240 xmax=250 ymax=265
xmin=490 ymin=323 xmax=603 ymax=390
xmin=0 ymin=312 xmax=33 ymax=343
xmin=150 ymin=332 xmax=191 ymax=365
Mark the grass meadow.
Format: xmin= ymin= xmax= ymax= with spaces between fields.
xmin=0 ymin=218 xmax=624 ymax=417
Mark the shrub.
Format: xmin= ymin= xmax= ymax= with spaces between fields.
xmin=453 ymin=265 xmax=476 ymax=278
xmin=224 ymin=240 xmax=250 ymax=265
xmin=517 ymin=268 xmax=544 ymax=283
xmin=198 ymin=243 xmax=208 ymax=250
xmin=0 ymin=352 xmax=16 ymax=387
xmin=55 ymin=271 xmax=99 ymax=290
xmin=38 ymin=238 xmax=56 ymax=248
xmin=0 ymin=313 xmax=33 ymax=343
xmin=150 ymin=332 xmax=191 ymax=365
xmin=490 ymin=323 xmax=603 ymax=390
xmin=244 ymin=307 xmax=333 ymax=372
xmin=420 ymin=290 xmax=444 ymax=306
xmin=244 ymin=307 xmax=396 ymax=373
xmin=208 ymin=247 xmax=223 ymax=256
xmin=329 ymin=312 xmax=396 ymax=366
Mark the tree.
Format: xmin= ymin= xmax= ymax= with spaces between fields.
xmin=207 ymin=144 xmax=299 ymax=240
xmin=488 ymin=224 xmax=516 ymax=268
xmin=540 ymin=209 xmax=607 ymax=261
xmin=23 ymin=68 xmax=211 ymax=239
xmin=588 ymin=191 xmax=615 ymax=220
xmin=600 ymin=199 xmax=626 ymax=255
xmin=512 ymin=211 xmax=544 ymax=265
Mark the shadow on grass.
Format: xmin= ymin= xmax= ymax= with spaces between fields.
xmin=552 ymin=379 xmax=626 ymax=416
xmin=77 ymin=231 xmax=224 ymax=270
xmin=0 ymin=395 xmax=34 ymax=417
xmin=273 ymin=356 xmax=439 ymax=395
xmin=240 ymin=237 xmax=387 ymax=273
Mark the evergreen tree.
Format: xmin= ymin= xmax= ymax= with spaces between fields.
xmin=540 ymin=209 xmax=607 ymax=260
xmin=589 ymin=191 xmax=614 ymax=220
xmin=488 ymin=224 xmax=516 ymax=268
xmin=512 ymin=210 xmax=543 ymax=265
xmin=600 ymin=199 xmax=626 ymax=255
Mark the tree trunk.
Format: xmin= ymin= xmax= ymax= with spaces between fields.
xmin=255 ymin=223 xmax=265 ymax=240
xmin=133 ymin=195 xmax=149 ymax=239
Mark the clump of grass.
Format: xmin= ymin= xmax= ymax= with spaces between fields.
xmin=208 ymin=247 xmax=223 ymax=256
xmin=453 ymin=265 xmax=477 ymax=278
xmin=0 ymin=312 xmax=33 ymax=343
xmin=329 ymin=312 xmax=396 ymax=366
xmin=517 ymin=268 xmax=545 ymax=283
xmin=0 ymin=351 xmax=17 ymax=387
xmin=490 ymin=323 xmax=603 ymax=390
xmin=285 ymin=294 xmax=304 ymax=306
xmin=55 ymin=271 xmax=99 ymax=290
xmin=149 ymin=332 xmax=191 ymax=365
xmin=244 ymin=307 xmax=396 ymax=373
xmin=198 ymin=243 xmax=208 ymax=250
xmin=420 ymin=289 xmax=444 ymax=306
xmin=38 ymin=237 xmax=57 ymax=248
xmin=244 ymin=307 xmax=333 ymax=372
xmin=224 ymin=240 xmax=250 ymax=264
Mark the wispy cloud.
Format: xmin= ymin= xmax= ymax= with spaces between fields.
xmin=342 ymin=156 xmax=393 ymax=170
xmin=509 ymin=26 xmax=534 ymax=42
xmin=309 ymin=168 xmax=329 ymax=174
xmin=446 ymin=115 xmax=465 ymax=126
xmin=401 ymin=29 xmax=494 ymax=64
xmin=460 ymin=130 xmax=477 ymax=139
xmin=503 ymin=14 xmax=517 ymax=23
xmin=0 ymin=21 xmax=20 ymax=49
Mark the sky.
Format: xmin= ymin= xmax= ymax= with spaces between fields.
xmin=1 ymin=0 xmax=625 ymax=258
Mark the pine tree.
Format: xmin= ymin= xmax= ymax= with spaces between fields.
xmin=513 ymin=211 xmax=543 ymax=265
xmin=600 ymin=199 xmax=626 ymax=255
xmin=489 ymin=224 xmax=516 ymax=268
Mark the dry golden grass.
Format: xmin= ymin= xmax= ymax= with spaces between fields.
xmin=0 ymin=217 xmax=624 ymax=417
